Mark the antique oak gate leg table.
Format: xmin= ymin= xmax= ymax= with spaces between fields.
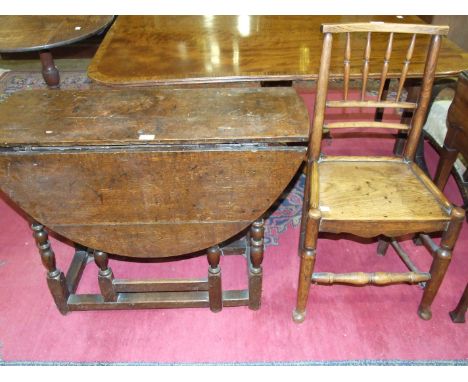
xmin=0 ymin=87 xmax=309 ymax=313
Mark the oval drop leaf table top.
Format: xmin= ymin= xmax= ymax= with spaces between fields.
xmin=0 ymin=15 xmax=114 ymax=53
xmin=0 ymin=87 xmax=308 ymax=258
xmin=87 ymin=15 xmax=468 ymax=86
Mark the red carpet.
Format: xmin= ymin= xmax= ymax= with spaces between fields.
xmin=0 ymin=84 xmax=467 ymax=364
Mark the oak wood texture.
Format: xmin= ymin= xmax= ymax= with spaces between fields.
xmin=293 ymin=23 xmax=465 ymax=324
xmin=317 ymin=159 xmax=451 ymax=237
xmin=0 ymin=148 xmax=305 ymax=258
xmin=87 ymin=16 xmax=468 ymax=86
xmin=0 ymin=88 xmax=308 ymax=147
xmin=0 ymin=16 xmax=114 ymax=53
xmin=0 ymin=87 xmax=308 ymax=258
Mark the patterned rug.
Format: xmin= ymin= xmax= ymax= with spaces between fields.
xmin=0 ymin=70 xmax=305 ymax=247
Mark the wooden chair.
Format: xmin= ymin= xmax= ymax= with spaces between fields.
xmin=432 ymin=71 xmax=468 ymax=323
xmin=293 ymin=22 xmax=465 ymax=323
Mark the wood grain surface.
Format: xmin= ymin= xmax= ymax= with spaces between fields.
xmin=87 ymin=16 xmax=468 ymax=86
xmin=318 ymin=159 xmax=449 ymax=222
xmin=0 ymin=88 xmax=309 ymax=146
xmin=0 ymin=147 xmax=306 ymax=258
xmin=0 ymin=16 xmax=114 ymax=52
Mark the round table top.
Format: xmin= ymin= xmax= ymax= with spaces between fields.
xmin=0 ymin=15 xmax=114 ymax=53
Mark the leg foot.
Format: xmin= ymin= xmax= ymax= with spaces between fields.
xmin=449 ymin=309 xmax=466 ymax=323
xmin=293 ymin=208 xmax=320 ymax=323
xmin=294 ymin=248 xmax=316 ymax=323
xmin=418 ymin=306 xmax=432 ymax=320
xmin=292 ymin=309 xmax=306 ymax=323
xmin=449 ymin=283 xmax=467 ymax=323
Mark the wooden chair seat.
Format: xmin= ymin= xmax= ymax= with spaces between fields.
xmin=318 ymin=158 xmax=451 ymax=233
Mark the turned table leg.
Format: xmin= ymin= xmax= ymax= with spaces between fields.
xmin=39 ymin=49 xmax=60 ymax=88
xmin=31 ymin=222 xmax=69 ymax=314
xmin=249 ymin=219 xmax=264 ymax=310
xmin=94 ymin=250 xmax=117 ymax=302
xmin=207 ymin=245 xmax=222 ymax=312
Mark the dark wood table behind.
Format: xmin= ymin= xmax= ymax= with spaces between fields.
xmin=88 ymin=15 xmax=468 ymax=86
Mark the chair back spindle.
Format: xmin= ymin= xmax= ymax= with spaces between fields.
xmin=361 ymin=32 xmax=372 ymax=100
xmin=377 ymin=32 xmax=394 ymax=101
xmin=343 ymin=32 xmax=351 ymax=101
xmin=396 ymin=33 xmax=417 ymax=101
xmin=403 ymin=34 xmax=442 ymax=160
xmin=311 ymin=23 xmax=448 ymax=161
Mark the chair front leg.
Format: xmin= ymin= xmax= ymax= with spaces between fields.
xmin=418 ymin=207 xmax=465 ymax=320
xmin=293 ymin=208 xmax=321 ymax=323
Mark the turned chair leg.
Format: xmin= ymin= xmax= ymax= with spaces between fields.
xmin=418 ymin=207 xmax=465 ymax=320
xmin=377 ymin=237 xmax=390 ymax=256
xmin=94 ymin=250 xmax=117 ymax=302
xmin=293 ymin=208 xmax=321 ymax=323
xmin=207 ymin=245 xmax=222 ymax=312
xmin=249 ymin=219 xmax=264 ymax=310
xmin=298 ymin=167 xmax=311 ymax=257
xmin=450 ymin=283 xmax=468 ymax=323
xmin=31 ymin=222 xmax=69 ymax=314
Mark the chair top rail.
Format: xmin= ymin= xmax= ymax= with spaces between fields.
xmin=321 ymin=23 xmax=449 ymax=35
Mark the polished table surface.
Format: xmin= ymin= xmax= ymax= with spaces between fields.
xmin=88 ymin=15 xmax=468 ymax=86
xmin=0 ymin=16 xmax=114 ymax=53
